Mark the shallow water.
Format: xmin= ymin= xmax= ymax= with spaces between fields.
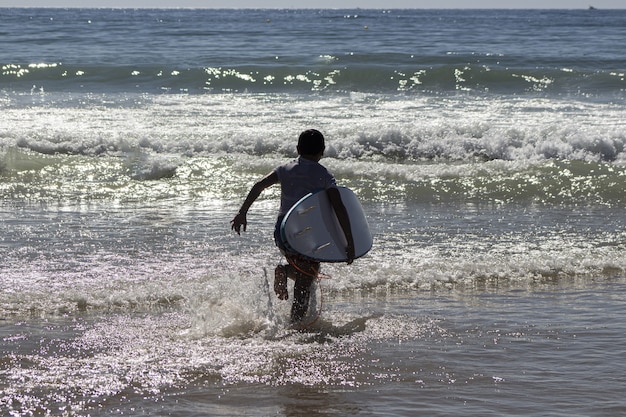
xmin=2 ymin=280 xmax=626 ymax=416
xmin=2 ymin=7 xmax=626 ymax=416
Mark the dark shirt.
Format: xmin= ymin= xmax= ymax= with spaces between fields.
xmin=274 ymin=157 xmax=337 ymax=217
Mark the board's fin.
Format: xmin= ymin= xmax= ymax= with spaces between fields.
xmin=297 ymin=205 xmax=317 ymax=215
xmin=314 ymin=242 xmax=332 ymax=253
xmin=296 ymin=227 xmax=313 ymax=236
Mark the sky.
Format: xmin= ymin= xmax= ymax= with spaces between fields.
xmin=1 ymin=0 xmax=624 ymax=8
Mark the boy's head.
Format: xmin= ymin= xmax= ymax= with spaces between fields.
xmin=297 ymin=129 xmax=325 ymax=156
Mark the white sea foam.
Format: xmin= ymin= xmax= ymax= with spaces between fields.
xmin=2 ymin=93 xmax=625 ymax=164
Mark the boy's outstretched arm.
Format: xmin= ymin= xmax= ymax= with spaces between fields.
xmin=231 ymin=171 xmax=279 ymax=235
xmin=327 ymin=187 xmax=355 ymax=264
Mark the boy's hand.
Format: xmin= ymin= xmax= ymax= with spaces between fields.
xmin=346 ymin=242 xmax=355 ymax=265
xmin=230 ymin=213 xmax=247 ymax=235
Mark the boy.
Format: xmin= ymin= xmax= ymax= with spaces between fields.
xmin=231 ymin=129 xmax=355 ymax=323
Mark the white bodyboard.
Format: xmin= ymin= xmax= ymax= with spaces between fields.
xmin=280 ymin=187 xmax=372 ymax=262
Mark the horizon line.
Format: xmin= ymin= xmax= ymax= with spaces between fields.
xmin=0 ymin=6 xmax=619 ymax=9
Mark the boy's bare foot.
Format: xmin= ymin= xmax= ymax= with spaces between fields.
xmin=274 ymin=265 xmax=288 ymax=300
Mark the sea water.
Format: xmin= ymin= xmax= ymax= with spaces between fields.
xmin=1 ymin=8 xmax=626 ymax=416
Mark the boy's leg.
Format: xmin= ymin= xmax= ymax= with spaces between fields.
xmin=273 ymin=217 xmax=290 ymax=301
xmin=287 ymin=258 xmax=320 ymax=323
xmin=291 ymin=274 xmax=315 ymax=323
xmin=274 ymin=265 xmax=289 ymax=300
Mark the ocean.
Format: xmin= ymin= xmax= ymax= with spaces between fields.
xmin=1 ymin=7 xmax=626 ymax=416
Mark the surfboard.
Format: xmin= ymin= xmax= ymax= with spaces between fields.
xmin=280 ymin=186 xmax=372 ymax=262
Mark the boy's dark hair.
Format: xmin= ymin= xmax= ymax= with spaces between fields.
xmin=297 ymin=129 xmax=325 ymax=155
